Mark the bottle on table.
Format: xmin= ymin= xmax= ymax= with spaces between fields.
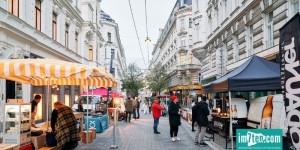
xmin=261 ymin=96 xmax=274 ymax=129
xmin=234 ymin=105 xmax=237 ymax=118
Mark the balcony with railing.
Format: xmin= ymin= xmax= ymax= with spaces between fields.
xmin=177 ymin=64 xmax=201 ymax=71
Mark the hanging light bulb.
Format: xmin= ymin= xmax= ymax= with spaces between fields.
xmin=145 ymin=37 xmax=151 ymax=42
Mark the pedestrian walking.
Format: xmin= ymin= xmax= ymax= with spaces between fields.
xmin=143 ymin=99 xmax=148 ymax=114
xmin=125 ymin=97 xmax=133 ymax=122
xmin=132 ymin=97 xmax=137 ymax=119
xmin=51 ymin=102 xmax=80 ymax=150
xmin=148 ymin=100 xmax=152 ymax=114
xmin=191 ymin=101 xmax=198 ymax=132
xmin=195 ymin=96 xmax=209 ymax=146
xmin=168 ymin=96 xmax=181 ymax=142
xmin=136 ymin=98 xmax=140 ymax=119
xmin=152 ymin=99 xmax=165 ymax=134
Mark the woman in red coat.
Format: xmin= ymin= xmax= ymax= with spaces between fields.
xmin=152 ymin=99 xmax=165 ymax=134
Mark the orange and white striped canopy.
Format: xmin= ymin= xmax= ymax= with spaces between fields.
xmin=0 ymin=59 xmax=117 ymax=87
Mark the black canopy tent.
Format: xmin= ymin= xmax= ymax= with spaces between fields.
xmin=202 ymin=55 xmax=281 ymax=149
xmin=202 ymin=55 xmax=281 ymax=93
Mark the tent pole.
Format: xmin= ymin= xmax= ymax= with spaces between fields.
xmin=46 ymin=78 xmax=50 ymax=132
xmin=86 ymin=83 xmax=89 ymax=147
xmin=229 ymin=91 xmax=233 ymax=150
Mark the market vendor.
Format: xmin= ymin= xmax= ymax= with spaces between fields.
xmin=31 ymin=94 xmax=41 ymax=127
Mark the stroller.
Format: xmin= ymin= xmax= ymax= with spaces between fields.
xmin=161 ymin=105 xmax=168 ymax=117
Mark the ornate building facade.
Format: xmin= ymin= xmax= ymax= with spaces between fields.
xmin=151 ymin=0 xmax=201 ymax=92
xmin=192 ymin=0 xmax=298 ymax=85
xmin=0 ymin=0 xmax=104 ymax=128
xmin=100 ymin=10 xmax=127 ymax=93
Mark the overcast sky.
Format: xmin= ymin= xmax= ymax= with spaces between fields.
xmin=101 ymin=0 xmax=177 ymax=70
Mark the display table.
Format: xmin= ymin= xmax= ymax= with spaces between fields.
xmin=0 ymin=144 xmax=19 ymax=150
xmin=211 ymin=116 xmax=247 ymax=149
xmin=84 ymin=115 xmax=109 ymax=133
xmin=38 ymin=146 xmax=56 ymax=150
xmin=74 ymin=112 xmax=84 ymax=134
xmin=31 ymin=134 xmax=46 ymax=150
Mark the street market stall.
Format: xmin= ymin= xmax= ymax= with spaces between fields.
xmin=0 ymin=59 xmax=116 ymax=149
xmin=202 ymin=55 xmax=282 ymax=149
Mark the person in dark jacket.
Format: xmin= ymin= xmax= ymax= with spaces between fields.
xmin=77 ymin=99 xmax=84 ymax=112
xmin=136 ymin=98 xmax=140 ymax=119
xmin=168 ymin=96 xmax=181 ymax=142
xmin=195 ymin=96 xmax=209 ymax=146
xmin=125 ymin=97 xmax=133 ymax=122
xmin=31 ymin=95 xmax=41 ymax=127
xmin=191 ymin=101 xmax=198 ymax=132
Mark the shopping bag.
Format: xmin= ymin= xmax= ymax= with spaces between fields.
xmin=46 ymin=132 xmax=57 ymax=147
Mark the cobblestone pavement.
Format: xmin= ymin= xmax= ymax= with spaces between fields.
xmin=76 ymin=111 xmax=213 ymax=150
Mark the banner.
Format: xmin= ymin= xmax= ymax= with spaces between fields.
xmin=280 ymin=13 xmax=300 ymax=150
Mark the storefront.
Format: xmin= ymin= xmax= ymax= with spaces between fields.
xmin=169 ymin=85 xmax=201 ymax=108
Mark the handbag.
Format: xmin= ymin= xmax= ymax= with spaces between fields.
xmin=46 ymin=132 xmax=57 ymax=147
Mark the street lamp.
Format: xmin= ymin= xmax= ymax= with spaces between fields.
xmin=145 ymin=37 xmax=151 ymax=42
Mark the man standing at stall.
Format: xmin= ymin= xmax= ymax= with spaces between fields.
xmin=31 ymin=95 xmax=42 ymax=127
xmin=195 ymin=96 xmax=209 ymax=146
xmin=152 ymin=98 xmax=165 ymax=134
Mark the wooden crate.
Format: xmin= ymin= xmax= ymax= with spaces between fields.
xmin=0 ymin=144 xmax=19 ymax=150
xmin=88 ymin=128 xmax=97 ymax=139
xmin=38 ymin=146 xmax=56 ymax=150
xmin=81 ymin=131 xmax=93 ymax=143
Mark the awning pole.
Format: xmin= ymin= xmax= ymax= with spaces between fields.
xmin=86 ymin=83 xmax=89 ymax=147
xmin=46 ymin=78 xmax=50 ymax=132
xmin=229 ymin=91 xmax=233 ymax=150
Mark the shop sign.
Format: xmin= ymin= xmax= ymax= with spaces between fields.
xmin=236 ymin=129 xmax=282 ymax=149
xmin=280 ymin=13 xmax=300 ymax=149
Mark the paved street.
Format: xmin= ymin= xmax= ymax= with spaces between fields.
xmin=76 ymin=111 xmax=212 ymax=150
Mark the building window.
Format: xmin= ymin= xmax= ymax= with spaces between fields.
xmin=289 ymin=0 xmax=299 ymax=18
xmin=189 ymin=18 xmax=192 ymax=28
xmin=65 ymin=95 xmax=70 ymax=106
xmin=75 ymin=32 xmax=78 ymax=53
xmin=266 ymin=12 xmax=274 ymax=49
xmin=35 ymin=0 xmax=41 ymax=31
xmin=181 ymin=55 xmax=186 ymax=65
xmin=248 ymin=25 xmax=253 ymax=56
xmin=9 ymin=0 xmax=19 ymax=17
xmin=52 ymin=13 xmax=57 ymax=41
xmin=196 ymin=23 xmax=200 ymax=41
xmin=189 ymin=35 xmax=193 ymax=46
xmin=181 ymin=19 xmax=185 ymax=29
xmin=196 ymin=0 xmax=199 ymax=11
xmin=111 ymin=49 xmax=115 ymax=59
xmin=65 ymin=24 xmax=69 ymax=48
xmin=189 ymin=54 xmax=193 ymax=64
xmin=208 ymin=18 xmax=212 ymax=34
xmin=180 ymin=37 xmax=185 ymax=47
xmin=224 ymin=0 xmax=227 ymax=18
xmin=108 ymin=32 xmax=111 ymax=43
xmin=234 ymin=36 xmax=239 ymax=61
xmin=89 ymin=45 xmax=93 ymax=61
xmin=180 ymin=0 xmax=184 ymax=7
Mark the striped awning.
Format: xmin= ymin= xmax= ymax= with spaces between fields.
xmin=0 ymin=59 xmax=117 ymax=87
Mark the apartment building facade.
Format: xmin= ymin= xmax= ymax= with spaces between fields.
xmin=192 ymin=0 xmax=298 ymax=85
xmin=151 ymin=0 xmax=201 ymax=96
xmin=100 ymin=10 xmax=127 ymax=93
xmin=0 ymin=0 xmax=104 ymax=127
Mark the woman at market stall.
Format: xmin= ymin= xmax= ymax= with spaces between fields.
xmin=77 ymin=99 xmax=84 ymax=112
xmin=168 ymin=96 xmax=181 ymax=142
xmin=51 ymin=101 xmax=80 ymax=150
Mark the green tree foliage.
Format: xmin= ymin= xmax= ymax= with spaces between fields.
xmin=146 ymin=63 xmax=169 ymax=95
xmin=121 ymin=63 xmax=144 ymax=97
